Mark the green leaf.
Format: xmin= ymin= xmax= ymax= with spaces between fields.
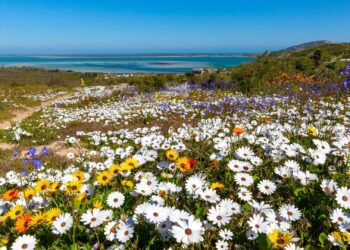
xmin=257 ymin=234 xmax=273 ymax=250
xmin=294 ymin=187 xmax=305 ymax=197
xmin=319 ymin=232 xmax=328 ymax=247
xmin=305 ymin=244 xmax=316 ymax=250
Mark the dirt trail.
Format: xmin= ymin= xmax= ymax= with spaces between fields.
xmin=0 ymin=93 xmax=72 ymax=130
xmin=0 ymin=93 xmax=74 ymax=151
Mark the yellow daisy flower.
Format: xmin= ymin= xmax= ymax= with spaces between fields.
xmin=72 ymin=171 xmax=85 ymax=182
xmin=109 ymin=164 xmax=120 ymax=175
xmin=121 ymin=180 xmax=134 ymax=188
xmin=45 ymin=208 xmax=61 ymax=224
xmin=96 ymin=170 xmax=112 ymax=186
xmin=8 ymin=205 xmax=24 ymax=220
xmin=176 ymin=157 xmax=191 ymax=172
xmin=210 ymin=182 xmax=225 ymax=190
xmin=93 ymin=200 xmax=103 ymax=209
xmin=124 ymin=157 xmax=139 ymax=169
xmin=268 ymin=229 xmax=293 ymax=248
xmin=75 ymin=193 xmax=87 ymax=202
xmin=65 ymin=180 xmax=82 ymax=194
xmin=307 ymin=126 xmax=318 ymax=136
xmin=166 ymin=149 xmax=179 ymax=161
xmin=23 ymin=188 xmax=36 ymax=200
xmin=50 ymin=181 xmax=61 ymax=193
xmin=35 ymin=179 xmax=50 ymax=194
xmin=29 ymin=212 xmax=46 ymax=227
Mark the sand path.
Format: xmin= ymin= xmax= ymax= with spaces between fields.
xmin=0 ymin=93 xmax=72 ymax=130
xmin=0 ymin=93 xmax=73 ymax=152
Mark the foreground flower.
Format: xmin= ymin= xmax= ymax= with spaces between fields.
xmin=279 ymin=204 xmax=301 ymax=221
xmin=81 ymin=209 xmax=104 ymax=228
xmin=307 ymin=126 xmax=318 ymax=136
xmin=210 ymin=182 xmax=225 ymax=190
xmin=116 ymin=220 xmax=134 ymax=243
xmin=35 ymin=179 xmax=50 ymax=194
xmin=52 ymin=213 xmax=73 ymax=234
xmin=107 ymin=191 xmax=125 ymax=208
xmin=176 ymin=157 xmax=191 ymax=172
xmin=11 ymin=235 xmax=37 ymax=250
xmin=124 ymin=157 xmax=139 ymax=169
xmin=216 ymin=240 xmax=229 ymax=250
xmin=171 ymin=215 xmax=204 ymax=245
xmin=29 ymin=212 xmax=46 ymax=227
xmin=8 ymin=205 xmax=24 ymax=220
xmin=2 ymin=189 xmax=20 ymax=201
xmin=233 ymin=127 xmax=245 ymax=135
xmin=207 ymin=206 xmax=231 ymax=227
xmin=336 ymin=187 xmax=350 ymax=209
xmin=45 ymin=208 xmax=61 ymax=223
xmin=96 ymin=171 xmax=112 ymax=186
xmin=247 ymin=214 xmax=268 ymax=233
xmin=15 ymin=214 xmax=31 ymax=233
xmin=257 ymin=179 xmax=277 ymax=195
xmin=268 ymin=229 xmax=293 ymax=248
xmin=166 ymin=149 xmax=179 ymax=161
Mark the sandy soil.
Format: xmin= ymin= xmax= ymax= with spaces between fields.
xmin=0 ymin=93 xmax=71 ymax=130
xmin=0 ymin=94 xmax=75 ymax=154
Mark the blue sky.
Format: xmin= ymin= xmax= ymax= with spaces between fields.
xmin=0 ymin=0 xmax=349 ymax=54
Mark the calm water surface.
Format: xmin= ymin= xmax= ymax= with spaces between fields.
xmin=0 ymin=55 xmax=254 ymax=73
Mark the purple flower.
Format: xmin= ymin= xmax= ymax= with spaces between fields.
xmin=23 ymin=158 xmax=29 ymax=164
xmin=27 ymin=147 xmax=36 ymax=156
xmin=32 ymin=158 xmax=43 ymax=168
xmin=41 ymin=147 xmax=49 ymax=155
xmin=20 ymin=170 xmax=28 ymax=176
xmin=13 ymin=150 xmax=20 ymax=157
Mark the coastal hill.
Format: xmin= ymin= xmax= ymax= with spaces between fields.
xmin=279 ymin=40 xmax=332 ymax=52
xmin=271 ymin=40 xmax=332 ymax=57
xmin=270 ymin=41 xmax=350 ymax=60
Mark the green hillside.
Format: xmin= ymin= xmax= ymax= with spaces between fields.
xmin=186 ymin=42 xmax=350 ymax=94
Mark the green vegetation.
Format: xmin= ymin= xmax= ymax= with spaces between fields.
xmin=0 ymin=67 xmax=102 ymax=87
xmin=184 ymin=43 xmax=350 ymax=94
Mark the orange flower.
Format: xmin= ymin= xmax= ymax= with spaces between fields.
xmin=210 ymin=160 xmax=219 ymax=167
xmin=2 ymin=189 xmax=20 ymax=201
xmin=233 ymin=127 xmax=245 ymax=135
xmin=15 ymin=214 xmax=31 ymax=233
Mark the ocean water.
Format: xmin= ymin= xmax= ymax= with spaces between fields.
xmin=0 ymin=55 xmax=254 ymax=73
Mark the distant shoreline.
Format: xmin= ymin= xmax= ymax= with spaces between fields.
xmin=0 ymin=53 xmax=257 ymax=58
xmin=0 ymin=54 xmax=254 ymax=73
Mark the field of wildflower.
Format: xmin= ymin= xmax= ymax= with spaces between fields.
xmin=0 ymin=66 xmax=349 ymax=250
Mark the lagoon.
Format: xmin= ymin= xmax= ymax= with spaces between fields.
xmin=0 ymin=54 xmax=254 ymax=73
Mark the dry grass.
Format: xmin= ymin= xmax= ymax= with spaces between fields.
xmin=0 ymin=147 xmax=73 ymax=175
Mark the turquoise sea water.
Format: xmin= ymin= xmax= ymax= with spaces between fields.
xmin=0 ymin=55 xmax=254 ymax=73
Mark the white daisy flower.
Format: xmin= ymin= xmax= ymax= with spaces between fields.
xmin=116 ymin=220 xmax=134 ymax=243
xmin=215 ymin=240 xmax=229 ymax=250
xmin=81 ymin=208 xmax=104 ymax=228
xmin=336 ymin=187 xmax=350 ymax=209
xmin=257 ymin=179 xmax=277 ymax=195
xmin=279 ymin=204 xmax=301 ymax=221
xmin=219 ymin=228 xmax=233 ymax=240
xmin=11 ymin=235 xmax=37 ymax=250
xmin=234 ymin=173 xmax=254 ymax=187
xmin=207 ymin=206 xmax=231 ymax=227
xmin=171 ymin=215 xmax=204 ymax=245
xmin=247 ymin=214 xmax=268 ymax=233
xmin=107 ymin=191 xmax=125 ymax=208
xmin=52 ymin=213 xmax=73 ymax=234
xmin=235 ymin=146 xmax=254 ymax=160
